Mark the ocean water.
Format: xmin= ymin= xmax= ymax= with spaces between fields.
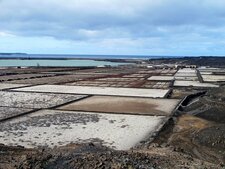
xmin=0 ymin=59 xmax=128 ymax=67
xmin=0 ymin=54 xmax=183 ymax=67
xmin=29 ymin=54 xmax=180 ymax=59
xmin=0 ymin=54 xmax=181 ymax=59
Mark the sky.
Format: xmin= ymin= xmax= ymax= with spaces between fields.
xmin=0 ymin=0 xmax=225 ymax=56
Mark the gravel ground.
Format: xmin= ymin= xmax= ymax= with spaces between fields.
xmin=0 ymin=143 xmax=219 ymax=169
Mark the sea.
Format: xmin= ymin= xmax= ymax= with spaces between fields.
xmin=0 ymin=54 xmax=180 ymax=67
xmin=0 ymin=59 xmax=128 ymax=67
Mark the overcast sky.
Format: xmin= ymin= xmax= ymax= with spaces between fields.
xmin=0 ymin=0 xmax=225 ymax=56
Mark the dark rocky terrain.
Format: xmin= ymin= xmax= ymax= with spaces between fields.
xmin=0 ymin=143 xmax=219 ymax=169
xmin=153 ymin=86 xmax=225 ymax=167
xmin=148 ymin=56 xmax=225 ymax=68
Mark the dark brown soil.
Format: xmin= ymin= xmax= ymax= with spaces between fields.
xmin=153 ymin=86 xmax=225 ymax=166
xmin=0 ymin=143 xmax=218 ymax=169
xmin=196 ymin=106 xmax=225 ymax=123
xmin=183 ymin=86 xmax=225 ymax=123
xmin=194 ymin=124 xmax=225 ymax=150
xmin=153 ymin=115 xmax=225 ymax=165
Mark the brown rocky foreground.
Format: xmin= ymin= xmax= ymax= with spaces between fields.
xmin=0 ymin=143 xmax=219 ymax=169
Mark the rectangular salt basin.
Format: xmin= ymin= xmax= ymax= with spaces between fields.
xmin=176 ymin=68 xmax=196 ymax=73
xmin=174 ymin=80 xmax=219 ymax=88
xmin=14 ymin=85 xmax=170 ymax=98
xmin=0 ymin=109 xmax=166 ymax=150
xmin=198 ymin=68 xmax=221 ymax=71
xmin=202 ymin=75 xmax=225 ymax=82
xmin=58 ymin=96 xmax=180 ymax=116
xmin=0 ymin=91 xmax=87 ymax=109
xmin=174 ymin=76 xmax=198 ymax=81
xmin=174 ymin=69 xmax=197 ymax=80
xmin=0 ymin=83 xmax=30 ymax=90
xmin=174 ymin=73 xmax=197 ymax=77
xmin=0 ymin=107 xmax=33 ymax=121
xmin=148 ymin=76 xmax=174 ymax=81
xmin=198 ymin=68 xmax=225 ymax=74
xmin=199 ymin=72 xmax=213 ymax=75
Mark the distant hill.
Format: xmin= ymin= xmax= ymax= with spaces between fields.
xmin=0 ymin=53 xmax=27 ymax=55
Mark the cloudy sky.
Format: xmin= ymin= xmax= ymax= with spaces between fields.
xmin=0 ymin=0 xmax=225 ymax=56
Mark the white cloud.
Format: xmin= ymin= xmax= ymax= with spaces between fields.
xmin=0 ymin=31 xmax=15 ymax=37
xmin=0 ymin=0 xmax=225 ymax=55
